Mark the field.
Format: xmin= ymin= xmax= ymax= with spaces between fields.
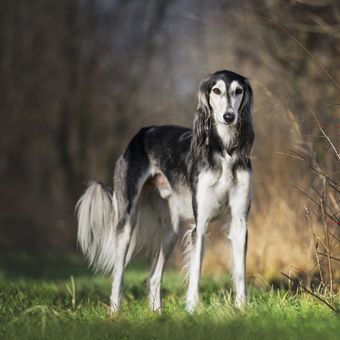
xmin=0 ymin=254 xmax=339 ymax=340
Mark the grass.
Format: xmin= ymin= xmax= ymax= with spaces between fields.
xmin=0 ymin=254 xmax=339 ymax=340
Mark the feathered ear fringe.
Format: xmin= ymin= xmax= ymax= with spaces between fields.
xmin=191 ymin=80 xmax=211 ymax=158
xmin=236 ymin=79 xmax=255 ymax=167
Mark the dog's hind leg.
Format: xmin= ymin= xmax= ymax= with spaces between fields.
xmin=109 ymin=151 xmax=150 ymax=313
xmin=148 ymin=229 xmax=178 ymax=311
xmin=110 ymin=218 xmax=133 ymax=313
xmin=148 ymin=199 xmax=179 ymax=312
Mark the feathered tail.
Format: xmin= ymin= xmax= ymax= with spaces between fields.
xmin=76 ymin=180 xmax=118 ymax=274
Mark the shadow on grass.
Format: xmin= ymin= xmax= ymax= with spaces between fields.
xmin=0 ymin=253 xmax=91 ymax=280
xmin=0 ymin=252 xmax=301 ymax=294
xmin=0 ymin=253 xmax=149 ymax=280
xmin=0 ymin=253 xmax=235 ymax=304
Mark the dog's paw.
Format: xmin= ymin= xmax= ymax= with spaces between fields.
xmin=185 ymin=298 xmax=198 ymax=314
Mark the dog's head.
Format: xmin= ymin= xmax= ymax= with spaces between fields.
xmin=192 ymin=70 xmax=254 ymax=155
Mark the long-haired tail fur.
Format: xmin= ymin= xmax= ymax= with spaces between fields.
xmin=76 ymin=180 xmax=118 ymax=274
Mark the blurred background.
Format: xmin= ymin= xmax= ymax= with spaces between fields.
xmin=1 ymin=0 xmax=339 ymax=285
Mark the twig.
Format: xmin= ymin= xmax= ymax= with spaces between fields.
xmin=276 ymin=151 xmax=305 ymax=161
xmin=258 ymin=16 xmax=340 ymax=91
xmin=292 ymin=185 xmax=338 ymax=224
xmin=317 ymin=251 xmax=340 ymax=263
xmin=320 ymin=195 xmax=334 ymax=292
xmin=292 ymin=185 xmax=320 ymax=207
xmin=309 ymin=109 xmax=340 ymax=162
xmin=281 ymin=272 xmax=338 ymax=313
xmin=316 ymin=235 xmax=328 ymax=253
xmin=284 ymin=149 xmax=340 ymax=187
xmin=327 ymin=229 xmax=340 ymax=243
xmin=311 ymin=186 xmax=339 ymax=222
xmin=280 ymin=149 xmax=340 ymax=188
xmin=305 ymin=207 xmax=324 ymax=283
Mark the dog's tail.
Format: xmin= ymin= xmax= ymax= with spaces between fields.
xmin=76 ymin=180 xmax=118 ymax=274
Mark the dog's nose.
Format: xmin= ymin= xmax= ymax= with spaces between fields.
xmin=223 ymin=112 xmax=235 ymax=124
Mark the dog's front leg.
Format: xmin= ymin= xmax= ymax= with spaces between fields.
xmin=230 ymin=214 xmax=248 ymax=307
xmin=185 ymin=172 xmax=215 ymax=313
xmin=229 ymin=170 xmax=252 ymax=308
xmin=185 ymin=222 xmax=206 ymax=313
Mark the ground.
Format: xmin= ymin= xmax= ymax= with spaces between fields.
xmin=0 ymin=254 xmax=339 ymax=340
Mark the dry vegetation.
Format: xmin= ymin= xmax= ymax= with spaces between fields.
xmin=0 ymin=0 xmax=339 ymax=284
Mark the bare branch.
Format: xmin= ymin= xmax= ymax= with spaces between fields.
xmin=320 ymin=196 xmax=334 ymax=291
xmin=317 ymin=251 xmax=340 ymax=263
xmin=305 ymin=207 xmax=323 ymax=282
xmin=281 ymin=272 xmax=339 ymax=313
xmin=258 ymin=16 xmax=340 ymax=91
xmin=309 ymin=108 xmax=340 ymax=162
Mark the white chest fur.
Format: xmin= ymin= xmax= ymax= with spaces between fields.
xmin=196 ymin=154 xmax=236 ymax=222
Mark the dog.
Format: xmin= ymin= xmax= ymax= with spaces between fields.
xmin=76 ymin=70 xmax=255 ymax=313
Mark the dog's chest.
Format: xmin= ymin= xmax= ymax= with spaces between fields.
xmin=196 ymin=155 xmax=235 ymax=218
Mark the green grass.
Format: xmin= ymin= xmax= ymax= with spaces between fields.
xmin=0 ymin=254 xmax=339 ymax=340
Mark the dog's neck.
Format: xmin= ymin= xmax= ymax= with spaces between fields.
xmin=190 ymin=124 xmax=237 ymax=171
xmin=189 ymin=117 xmax=240 ymax=175
xmin=214 ymin=123 xmax=237 ymax=153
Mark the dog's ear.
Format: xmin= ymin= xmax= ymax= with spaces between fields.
xmin=191 ymin=79 xmax=211 ymax=155
xmin=240 ymin=79 xmax=253 ymax=118
xmin=237 ymin=79 xmax=255 ymax=164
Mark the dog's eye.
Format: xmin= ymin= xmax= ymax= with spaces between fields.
xmin=235 ymin=88 xmax=243 ymax=95
xmin=212 ymin=88 xmax=221 ymax=95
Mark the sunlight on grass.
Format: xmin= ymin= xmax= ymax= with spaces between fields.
xmin=0 ymin=255 xmax=339 ymax=340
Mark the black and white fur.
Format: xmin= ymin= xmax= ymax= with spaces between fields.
xmin=76 ymin=70 xmax=255 ymax=313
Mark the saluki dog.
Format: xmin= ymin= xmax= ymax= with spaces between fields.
xmin=76 ymin=70 xmax=255 ymax=313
